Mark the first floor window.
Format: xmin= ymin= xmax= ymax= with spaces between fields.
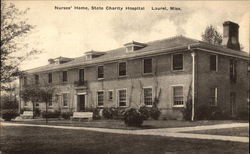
xmin=97 ymin=91 xmax=104 ymax=106
xmin=210 ymin=88 xmax=218 ymax=106
xmin=144 ymin=88 xmax=153 ymax=106
xmin=48 ymin=94 xmax=53 ymax=107
xmin=173 ymin=86 xmax=184 ymax=106
xmin=118 ymin=89 xmax=127 ymax=107
xmin=36 ymin=102 xmax=39 ymax=107
xmin=108 ymin=91 xmax=113 ymax=101
xmin=62 ymin=93 xmax=68 ymax=107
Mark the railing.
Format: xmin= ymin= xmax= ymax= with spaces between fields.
xmin=74 ymin=80 xmax=87 ymax=87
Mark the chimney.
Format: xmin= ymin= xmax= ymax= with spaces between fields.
xmin=222 ymin=21 xmax=240 ymax=50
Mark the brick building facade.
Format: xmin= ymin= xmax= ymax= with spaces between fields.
xmin=20 ymin=21 xmax=249 ymax=119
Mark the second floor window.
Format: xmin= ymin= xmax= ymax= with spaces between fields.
xmin=35 ymin=75 xmax=39 ymax=85
xmin=118 ymin=62 xmax=126 ymax=76
xmin=97 ymin=66 xmax=104 ymax=79
xmin=210 ymin=55 xmax=218 ymax=71
xmin=79 ymin=69 xmax=85 ymax=81
xmin=230 ymin=59 xmax=237 ymax=83
xmin=143 ymin=58 xmax=152 ymax=74
xmin=62 ymin=71 xmax=68 ymax=82
xmin=48 ymin=73 xmax=52 ymax=83
xmin=173 ymin=53 xmax=183 ymax=70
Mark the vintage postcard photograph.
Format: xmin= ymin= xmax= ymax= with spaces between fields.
xmin=1 ymin=0 xmax=249 ymax=154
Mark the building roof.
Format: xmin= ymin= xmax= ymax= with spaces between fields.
xmin=25 ymin=35 xmax=249 ymax=74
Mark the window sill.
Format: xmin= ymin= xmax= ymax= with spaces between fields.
xmin=172 ymin=105 xmax=184 ymax=108
xmin=171 ymin=69 xmax=184 ymax=72
xmin=97 ymin=78 xmax=104 ymax=81
xmin=118 ymin=75 xmax=127 ymax=78
xmin=62 ymin=106 xmax=68 ymax=109
xmin=142 ymin=73 xmax=153 ymax=76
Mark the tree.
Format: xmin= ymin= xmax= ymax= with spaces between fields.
xmin=1 ymin=2 xmax=40 ymax=90
xmin=201 ymin=25 xmax=222 ymax=45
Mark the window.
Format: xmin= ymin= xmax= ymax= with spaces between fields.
xmin=108 ymin=90 xmax=113 ymax=101
xmin=143 ymin=58 xmax=153 ymax=74
xmin=23 ymin=76 xmax=27 ymax=85
xmin=48 ymin=94 xmax=53 ymax=107
xmin=210 ymin=55 xmax=218 ymax=71
xmin=172 ymin=54 xmax=183 ymax=70
xmin=48 ymin=73 xmax=52 ymax=83
xmin=24 ymin=101 xmax=28 ymax=106
xmin=230 ymin=59 xmax=237 ymax=83
xmin=97 ymin=91 xmax=104 ymax=107
xmin=79 ymin=69 xmax=85 ymax=81
xmin=210 ymin=88 xmax=218 ymax=106
xmin=173 ymin=86 xmax=184 ymax=107
xmin=62 ymin=93 xmax=68 ymax=107
xmin=62 ymin=71 xmax=68 ymax=82
xmin=118 ymin=62 xmax=127 ymax=76
xmin=97 ymin=66 xmax=104 ymax=79
xmin=118 ymin=89 xmax=127 ymax=107
xmin=35 ymin=75 xmax=39 ymax=85
xmin=144 ymin=88 xmax=153 ymax=106
xmin=35 ymin=102 xmax=39 ymax=107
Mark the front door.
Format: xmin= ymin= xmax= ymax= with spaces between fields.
xmin=78 ymin=95 xmax=85 ymax=111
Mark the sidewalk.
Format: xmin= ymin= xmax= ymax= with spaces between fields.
xmin=1 ymin=122 xmax=249 ymax=143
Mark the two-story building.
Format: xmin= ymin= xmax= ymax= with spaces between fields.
xmin=20 ymin=21 xmax=249 ymax=119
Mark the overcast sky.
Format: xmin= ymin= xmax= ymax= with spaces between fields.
xmin=7 ymin=1 xmax=250 ymax=70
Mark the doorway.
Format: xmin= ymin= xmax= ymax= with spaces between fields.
xmin=78 ymin=94 xmax=85 ymax=111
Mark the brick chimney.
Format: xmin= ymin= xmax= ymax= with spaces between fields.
xmin=222 ymin=21 xmax=240 ymax=50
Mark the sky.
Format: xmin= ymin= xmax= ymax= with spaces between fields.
xmin=5 ymin=1 xmax=250 ymax=70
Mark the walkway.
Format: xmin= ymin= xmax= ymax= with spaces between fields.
xmin=1 ymin=122 xmax=249 ymax=143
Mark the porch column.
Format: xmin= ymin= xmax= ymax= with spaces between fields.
xmin=191 ymin=52 xmax=196 ymax=121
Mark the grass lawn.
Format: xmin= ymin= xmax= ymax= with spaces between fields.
xmin=10 ymin=119 xmax=245 ymax=130
xmin=1 ymin=126 xmax=249 ymax=154
xmin=185 ymin=127 xmax=249 ymax=137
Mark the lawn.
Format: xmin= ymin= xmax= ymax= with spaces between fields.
xmin=10 ymin=119 xmax=244 ymax=130
xmin=185 ymin=127 xmax=249 ymax=137
xmin=1 ymin=126 xmax=249 ymax=154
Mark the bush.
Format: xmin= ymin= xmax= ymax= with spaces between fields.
xmin=139 ymin=106 xmax=150 ymax=120
xmin=236 ymin=110 xmax=249 ymax=120
xmin=102 ymin=108 xmax=113 ymax=119
xmin=85 ymin=108 xmax=101 ymax=120
xmin=149 ymin=107 xmax=161 ymax=120
xmin=182 ymin=99 xmax=192 ymax=121
xmin=34 ymin=108 xmax=41 ymax=117
xmin=42 ymin=111 xmax=61 ymax=118
xmin=2 ymin=110 xmax=18 ymax=121
xmin=196 ymin=105 xmax=230 ymax=120
xmin=61 ymin=112 xmax=73 ymax=119
xmin=124 ymin=108 xmax=144 ymax=127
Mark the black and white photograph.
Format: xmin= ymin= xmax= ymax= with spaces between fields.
xmin=0 ymin=0 xmax=249 ymax=153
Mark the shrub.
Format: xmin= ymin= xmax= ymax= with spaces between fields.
xmin=85 ymin=108 xmax=101 ymax=120
xmin=33 ymin=108 xmax=41 ymax=117
xmin=61 ymin=112 xmax=73 ymax=119
xmin=2 ymin=110 xmax=18 ymax=121
xmin=124 ymin=108 xmax=144 ymax=127
xmin=42 ymin=111 xmax=61 ymax=118
xmin=182 ymin=99 xmax=192 ymax=121
xmin=236 ymin=110 xmax=249 ymax=120
xmin=139 ymin=106 xmax=150 ymax=120
xmin=196 ymin=105 xmax=230 ymax=120
xmin=102 ymin=108 xmax=113 ymax=119
xmin=149 ymin=107 xmax=161 ymax=120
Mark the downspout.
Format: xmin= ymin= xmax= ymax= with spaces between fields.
xmin=191 ymin=51 xmax=196 ymax=121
